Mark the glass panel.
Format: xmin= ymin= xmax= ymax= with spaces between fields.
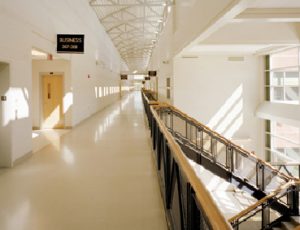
xmin=167 ymin=89 xmax=171 ymax=99
xmin=272 ymin=122 xmax=300 ymax=146
xmin=271 ymin=72 xmax=284 ymax=86
xmin=268 ymin=48 xmax=300 ymax=104
xmin=271 ymin=87 xmax=284 ymax=101
xmin=196 ymin=130 xmax=202 ymax=149
xmin=276 ymin=164 xmax=300 ymax=178
xmin=203 ymin=132 xmax=212 ymax=155
xmin=173 ymin=113 xmax=186 ymax=137
xmin=285 ymin=86 xmax=299 ymax=102
xmin=264 ymin=166 xmax=289 ymax=193
xmin=186 ymin=123 xmax=196 ymax=144
xmin=270 ymin=122 xmax=300 ymax=163
xmin=234 ymin=151 xmax=257 ymax=187
xmin=285 ymin=71 xmax=299 ymax=86
xmin=216 ymin=142 xmax=227 ymax=166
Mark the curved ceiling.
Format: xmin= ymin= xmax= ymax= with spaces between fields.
xmin=89 ymin=0 xmax=172 ymax=73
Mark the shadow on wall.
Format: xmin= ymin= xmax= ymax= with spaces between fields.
xmin=207 ymin=84 xmax=243 ymax=139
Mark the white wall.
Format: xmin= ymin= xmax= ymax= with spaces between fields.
xmin=150 ymin=0 xmax=242 ymax=103
xmin=173 ymin=55 xmax=265 ymax=156
xmin=149 ymin=10 xmax=174 ymax=103
xmin=0 ymin=63 xmax=12 ymax=166
xmin=149 ymin=0 xmax=280 ymax=158
xmin=0 ymin=0 xmax=123 ymax=165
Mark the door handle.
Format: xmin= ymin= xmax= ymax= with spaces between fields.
xmin=48 ymin=83 xmax=51 ymax=99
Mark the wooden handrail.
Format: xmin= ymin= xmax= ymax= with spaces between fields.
xmin=271 ymin=162 xmax=300 ymax=167
xmin=143 ymin=96 xmax=158 ymax=106
xmin=142 ymin=90 xmax=299 ymax=226
xmin=228 ymin=181 xmax=296 ymax=223
xmin=152 ymin=102 xmax=295 ymax=182
xmin=150 ymin=106 xmax=232 ymax=230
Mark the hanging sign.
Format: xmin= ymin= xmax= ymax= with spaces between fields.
xmin=57 ymin=34 xmax=84 ymax=53
xmin=120 ymin=74 xmax=128 ymax=80
xmin=148 ymin=71 xmax=157 ymax=77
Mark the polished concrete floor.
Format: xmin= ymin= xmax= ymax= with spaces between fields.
xmin=0 ymin=92 xmax=168 ymax=230
xmin=32 ymin=129 xmax=70 ymax=153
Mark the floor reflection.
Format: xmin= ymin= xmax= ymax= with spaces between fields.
xmin=2 ymin=90 xmax=167 ymax=230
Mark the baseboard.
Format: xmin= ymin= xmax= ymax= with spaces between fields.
xmin=33 ymin=126 xmax=72 ymax=130
xmin=72 ymin=96 xmax=119 ymax=128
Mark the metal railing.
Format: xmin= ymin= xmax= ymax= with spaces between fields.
xmin=271 ymin=161 xmax=300 ymax=179
xmin=142 ymin=90 xmax=232 ymax=230
xmin=141 ymin=89 xmax=300 ymax=230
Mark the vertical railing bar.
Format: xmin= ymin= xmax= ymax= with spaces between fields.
xmin=171 ymin=111 xmax=174 ymax=135
xmin=175 ymin=163 xmax=186 ymax=230
xmin=195 ymin=126 xmax=198 ymax=149
xmin=167 ymin=159 xmax=176 ymax=209
xmin=261 ymin=202 xmax=270 ymax=229
xmin=186 ymin=118 xmax=188 ymax=140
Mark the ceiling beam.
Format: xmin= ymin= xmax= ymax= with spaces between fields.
xmin=102 ymin=16 xmax=162 ymax=23
xmin=99 ymin=6 xmax=131 ymax=21
xmin=234 ymin=8 xmax=300 ymax=22
xmin=181 ymin=0 xmax=258 ymax=55
xmin=90 ymin=2 xmax=171 ymax=7
xmin=106 ymin=21 xmax=159 ymax=32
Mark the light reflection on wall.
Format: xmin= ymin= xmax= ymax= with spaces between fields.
xmin=43 ymin=107 xmax=60 ymax=128
xmin=121 ymin=86 xmax=134 ymax=92
xmin=13 ymin=88 xmax=30 ymax=121
xmin=3 ymin=87 xmax=30 ymax=126
xmin=94 ymin=86 xmax=121 ymax=99
xmin=2 ymin=93 xmax=10 ymax=126
xmin=32 ymin=132 xmax=39 ymax=139
xmin=63 ymin=92 xmax=73 ymax=114
xmin=207 ymin=84 xmax=243 ymax=139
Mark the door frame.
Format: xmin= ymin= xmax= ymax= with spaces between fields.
xmin=39 ymin=72 xmax=65 ymax=129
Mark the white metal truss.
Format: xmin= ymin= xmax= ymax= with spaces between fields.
xmin=88 ymin=0 xmax=172 ymax=72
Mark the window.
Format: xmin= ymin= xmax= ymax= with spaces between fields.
xmin=265 ymin=48 xmax=300 ymax=177
xmin=266 ymin=121 xmax=300 ymax=177
xmin=268 ymin=122 xmax=300 ymax=161
xmin=166 ymin=77 xmax=171 ymax=99
xmin=267 ymin=48 xmax=300 ymax=104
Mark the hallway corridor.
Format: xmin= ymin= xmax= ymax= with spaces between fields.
xmin=0 ymin=92 xmax=167 ymax=230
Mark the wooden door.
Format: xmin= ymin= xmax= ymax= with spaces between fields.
xmin=42 ymin=75 xmax=64 ymax=129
